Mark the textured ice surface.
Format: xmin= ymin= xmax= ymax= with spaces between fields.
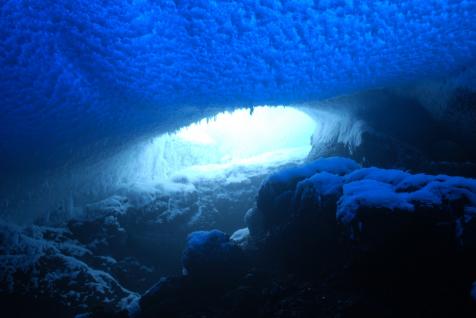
xmin=1 ymin=0 xmax=476 ymax=173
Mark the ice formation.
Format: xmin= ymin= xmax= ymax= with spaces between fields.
xmin=1 ymin=1 xmax=476 ymax=316
xmin=118 ymin=106 xmax=316 ymax=183
xmin=1 ymin=0 xmax=475 ymax=175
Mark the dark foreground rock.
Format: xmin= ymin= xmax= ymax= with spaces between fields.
xmin=0 ymin=222 xmax=139 ymax=317
xmin=0 ymin=166 xmax=269 ymax=317
xmin=3 ymin=157 xmax=476 ymax=317
xmin=133 ymin=157 xmax=476 ymax=318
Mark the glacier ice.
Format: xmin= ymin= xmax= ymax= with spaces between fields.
xmin=1 ymin=0 xmax=475 ymax=175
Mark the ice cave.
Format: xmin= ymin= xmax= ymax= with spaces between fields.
xmin=1 ymin=1 xmax=476 ymax=317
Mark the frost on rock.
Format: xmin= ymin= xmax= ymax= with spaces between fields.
xmin=182 ymin=230 xmax=245 ymax=281
xmin=256 ymin=157 xmax=360 ymax=231
xmin=0 ymin=221 xmax=137 ymax=313
xmin=293 ymin=172 xmax=344 ymax=208
xmin=337 ymin=171 xmax=476 ymax=247
xmin=84 ymin=195 xmax=130 ymax=220
xmin=250 ymin=157 xmax=476 ymax=257
xmin=230 ymin=228 xmax=251 ymax=249
xmin=244 ymin=207 xmax=264 ymax=239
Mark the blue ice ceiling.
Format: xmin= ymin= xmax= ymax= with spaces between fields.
xmin=1 ymin=0 xmax=476 ymax=173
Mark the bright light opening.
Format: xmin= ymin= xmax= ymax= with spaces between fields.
xmin=131 ymin=106 xmax=316 ymax=182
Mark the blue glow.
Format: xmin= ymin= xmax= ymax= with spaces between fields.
xmin=0 ymin=1 xmax=475 ymax=172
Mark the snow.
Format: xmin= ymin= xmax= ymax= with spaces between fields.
xmin=84 ymin=195 xmax=130 ymax=220
xmin=267 ymin=157 xmax=360 ymax=184
xmin=337 ymin=179 xmax=414 ymax=224
xmin=231 ymin=228 xmax=250 ymax=242
xmin=182 ymin=230 xmax=244 ymax=277
xmin=295 ymin=172 xmax=343 ymax=198
xmin=230 ymin=228 xmax=251 ymax=248
xmin=182 ymin=230 xmax=229 ymax=275
xmin=119 ymin=293 xmax=141 ymax=317
xmin=345 ymin=168 xmax=411 ymax=185
xmin=410 ymin=177 xmax=476 ymax=208
xmin=253 ymin=157 xmax=476 ymax=245
xmin=334 ymin=168 xmax=476 ymax=228
xmin=394 ymin=174 xmax=436 ymax=192
xmin=0 ymin=221 xmax=137 ymax=311
xmin=185 ymin=230 xmax=229 ymax=254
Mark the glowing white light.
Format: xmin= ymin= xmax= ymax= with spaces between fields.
xmin=177 ymin=106 xmax=315 ymax=161
xmin=130 ymin=106 xmax=316 ymax=182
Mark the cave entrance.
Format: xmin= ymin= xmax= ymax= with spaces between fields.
xmin=132 ymin=106 xmax=317 ymax=184
xmin=121 ymin=105 xmax=317 ymax=232
xmin=75 ymin=106 xmax=318 ymax=288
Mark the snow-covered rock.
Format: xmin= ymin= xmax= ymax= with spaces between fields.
xmin=182 ymin=230 xmax=245 ymax=280
xmin=251 ymin=157 xmax=476 ymax=255
xmin=0 ymin=222 xmax=138 ymax=313
xmin=230 ymin=228 xmax=251 ymax=249
xmin=337 ymin=171 xmax=476 ymax=247
xmin=84 ymin=195 xmax=130 ymax=220
xmin=256 ymin=157 xmax=360 ymax=232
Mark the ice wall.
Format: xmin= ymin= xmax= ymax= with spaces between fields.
xmin=1 ymin=0 xmax=476 ymax=175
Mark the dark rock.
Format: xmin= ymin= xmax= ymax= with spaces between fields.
xmin=182 ymin=230 xmax=247 ymax=284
